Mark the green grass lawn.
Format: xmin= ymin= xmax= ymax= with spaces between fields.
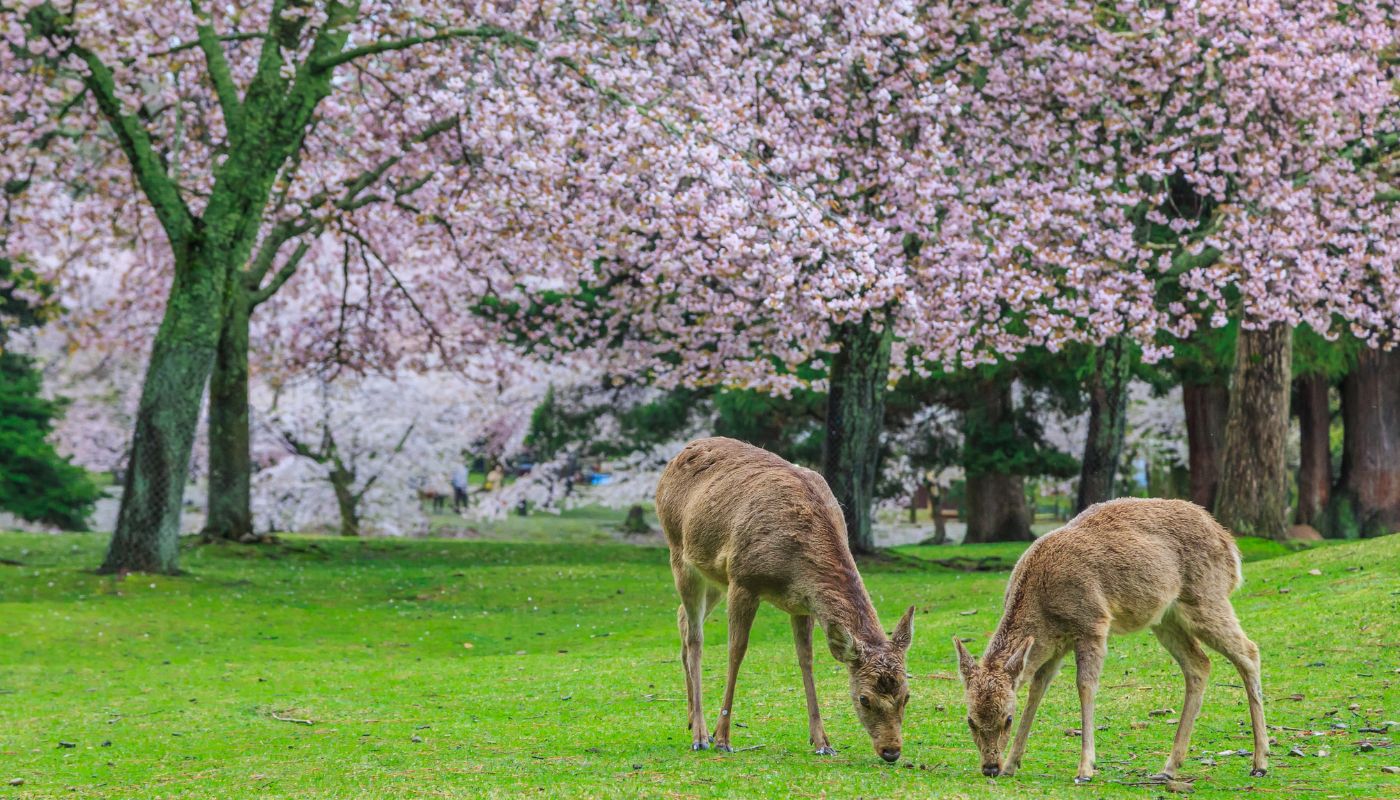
xmin=1 ymin=529 xmax=1395 ymax=799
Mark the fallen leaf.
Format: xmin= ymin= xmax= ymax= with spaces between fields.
xmin=1308 ymin=568 xmax=1322 ymax=576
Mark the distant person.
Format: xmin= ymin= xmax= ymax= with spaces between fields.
xmin=451 ymin=462 xmax=470 ymax=512
xmin=484 ymin=463 xmax=505 ymax=492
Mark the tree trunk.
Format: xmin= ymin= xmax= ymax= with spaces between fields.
xmin=100 ymin=261 xmax=227 ymax=574
xmin=963 ymin=379 xmax=1033 ymax=543
xmin=1293 ymin=373 xmax=1331 ymax=526
xmin=1182 ymin=381 xmax=1229 ymax=509
xmin=330 ymin=468 xmax=360 ymax=538
xmin=622 ymin=503 xmax=651 ymax=535
xmin=1215 ymin=323 xmax=1292 ymax=539
xmin=931 ymin=486 xmax=947 ymax=543
xmin=821 ymin=320 xmax=893 ymax=555
xmin=1076 ymin=338 xmax=1132 ymax=512
xmin=1322 ymin=347 xmax=1400 ymax=538
xmin=203 ymin=287 xmax=253 ymax=542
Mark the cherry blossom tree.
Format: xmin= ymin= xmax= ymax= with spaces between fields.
xmin=2 ymin=0 xmax=748 ymax=572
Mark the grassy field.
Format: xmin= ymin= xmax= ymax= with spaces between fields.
xmin=1 ymin=526 xmax=1395 ymax=799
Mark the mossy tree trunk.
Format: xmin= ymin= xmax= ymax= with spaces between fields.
xmin=1293 ymin=372 xmax=1332 ymax=526
xmin=329 ymin=462 xmax=362 ymax=538
xmin=203 ymin=283 xmax=253 ymax=542
xmin=1182 ymin=381 xmax=1229 ymax=509
xmin=1076 ymin=337 xmax=1132 ymax=512
xmin=1215 ymin=323 xmax=1293 ymax=539
xmin=821 ymin=320 xmax=893 ymax=555
xmin=100 ymin=245 xmax=229 ymax=573
xmin=963 ymin=378 xmax=1033 ymax=543
xmin=90 ymin=6 xmax=357 ymax=573
xmin=1322 ymin=347 xmax=1400 ymax=538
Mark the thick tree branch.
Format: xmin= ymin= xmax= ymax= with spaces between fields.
xmin=72 ymin=46 xmax=195 ymax=246
xmin=310 ymin=25 xmax=539 ymax=72
xmin=191 ymin=1 xmax=246 ymax=137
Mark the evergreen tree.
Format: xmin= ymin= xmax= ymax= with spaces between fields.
xmin=0 ymin=257 xmax=101 ymax=529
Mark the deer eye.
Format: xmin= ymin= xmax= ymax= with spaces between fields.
xmin=1004 ymin=715 xmax=1013 ymax=729
xmin=859 ymin=695 xmax=870 ymax=709
xmin=966 ymin=717 xmax=975 ymax=730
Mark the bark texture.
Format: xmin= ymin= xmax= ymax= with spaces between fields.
xmin=100 ymin=256 xmax=226 ymax=573
xmin=1293 ymin=373 xmax=1332 ymax=526
xmin=203 ymin=285 xmax=253 ymax=542
xmin=1215 ymin=323 xmax=1293 ymax=539
xmin=1183 ymin=381 xmax=1229 ymax=510
xmin=1076 ymin=337 xmax=1132 ymax=512
xmin=1322 ymin=347 xmax=1400 ymax=538
xmin=821 ymin=321 xmax=893 ymax=555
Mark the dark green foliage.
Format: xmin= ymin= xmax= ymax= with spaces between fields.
xmin=1293 ymin=322 xmax=1357 ymax=381
xmin=712 ymin=388 xmax=823 ymax=465
xmin=960 ymin=385 xmax=1078 ymax=480
xmin=0 ymin=353 xmax=102 ymax=529
xmin=0 ymin=258 xmax=101 ymax=529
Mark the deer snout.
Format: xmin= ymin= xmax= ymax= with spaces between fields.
xmin=880 ymin=747 xmax=901 ymax=763
xmin=982 ymin=764 xmax=1001 ymax=777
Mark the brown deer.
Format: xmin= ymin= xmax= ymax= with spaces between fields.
xmin=953 ymin=498 xmax=1267 ymax=784
xmin=656 ymin=437 xmax=915 ymax=762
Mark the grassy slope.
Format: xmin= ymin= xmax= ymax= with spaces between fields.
xmin=0 ymin=531 xmax=1395 ymax=799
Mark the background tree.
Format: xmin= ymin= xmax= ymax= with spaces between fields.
xmin=0 ymin=255 xmax=101 ymax=529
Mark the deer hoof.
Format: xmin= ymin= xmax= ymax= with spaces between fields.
xmin=814 ymin=746 xmax=836 ymax=756
xmin=690 ymin=741 xmax=709 ymax=751
xmin=1250 ymin=768 xmax=1268 ymax=778
xmin=714 ymin=742 xmax=734 ymax=753
xmin=1073 ymin=775 xmax=1094 ymax=785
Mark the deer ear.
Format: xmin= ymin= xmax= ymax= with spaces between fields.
xmin=891 ymin=605 xmax=915 ymax=652
xmin=827 ymin=623 xmax=865 ymax=664
xmin=953 ymin=637 xmax=977 ymax=681
xmin=1004 ymin=636 xmax=1036 ymax=682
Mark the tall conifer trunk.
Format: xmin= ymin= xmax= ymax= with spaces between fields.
xmin=1215 ymin=324 xmax=1292 ymax=539
xmin=1076 ymin=338 xmax=1132 ymax=512
xmin=821 ymin=320 xmax=893 ymax=555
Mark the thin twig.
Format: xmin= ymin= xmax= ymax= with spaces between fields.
xmin=271 ymin=713 xmax=314 ymax=725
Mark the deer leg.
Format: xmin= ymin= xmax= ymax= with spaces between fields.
xmin=674 ymin=563 xmax=711 ymax=750
xmin=791 ymin=614 xmax=834 ymax=755
xmin=1184 ymin=602 xmax=1268 ymax=777
xmin=1150 ymin=612 xmax=1211 ymax=780
xmin=1073 ymin=635 xmax=1106 ymax=784
xmin=1002 ymin=653 xmax=1062 ymax=776
xmin=712 ymin=585 xmax=760 ymax=752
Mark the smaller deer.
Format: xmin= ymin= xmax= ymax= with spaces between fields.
xmin=954 ymin=498 xmax=1267 ymax=784
xmin=657 ymin=437 xmax=915 ymax=762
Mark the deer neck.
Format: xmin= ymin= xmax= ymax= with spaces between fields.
xmin=983 ymin=583 xmax=1036 ymax=676
xmin=808 ymin=561 xmax=886 ymax=660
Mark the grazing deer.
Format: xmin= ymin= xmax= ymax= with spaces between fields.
xmin=954 ymin=498 xmax=1267 ymax=784
xmin=656 ymin=437 xmax=915 ymax=762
